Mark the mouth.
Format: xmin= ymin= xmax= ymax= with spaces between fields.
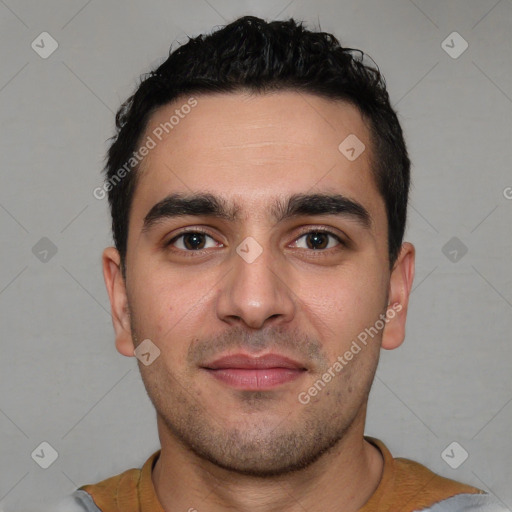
xmin=201 ymin=353 xmax=308 ymax=390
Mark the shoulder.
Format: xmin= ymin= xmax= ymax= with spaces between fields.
xmin=390 ymin=455 xmax=485 ymax=509
xmin=393 ymin=455 xmax=483 ymax=496
xmin=416 ymin=492 xmax=511 ymax=511
xmin=75 ymin=464 xmax=146 ymax=511
xmin=60 ymin=450 xmax=161 ymax=512
xmin=365 ymin=437 xmax=495 ymax=511
xmin=46 ymin=470 xmax=140 ymax=512
xmin=50 ymin=490 xmax=102 ymax=512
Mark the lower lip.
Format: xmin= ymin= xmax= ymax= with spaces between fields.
xmin=204 ymin=368 xmax=305 ymax=390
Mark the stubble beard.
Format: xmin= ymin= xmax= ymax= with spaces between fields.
xmin=137 ymin=340 xmax=380 ymax=477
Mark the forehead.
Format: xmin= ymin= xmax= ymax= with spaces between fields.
xmin=131 ymin=91 xmax=385 ymax=231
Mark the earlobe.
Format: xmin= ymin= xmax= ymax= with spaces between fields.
xmin=102 ymin=247 xmax=135 ymax=357
xmin=381 ymin=242 xmax=416 ymax=350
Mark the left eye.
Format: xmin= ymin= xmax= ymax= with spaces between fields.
xmin=292 ymin=231 xmax=343 ymax=250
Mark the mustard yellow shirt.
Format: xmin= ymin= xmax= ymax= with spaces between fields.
xmin=76 ymin=436 xmax=485 ymax=512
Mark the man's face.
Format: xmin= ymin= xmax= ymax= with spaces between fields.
xmin=105 ymin=91 xmax=412 ymax=476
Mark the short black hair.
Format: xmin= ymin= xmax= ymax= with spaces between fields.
xmin=104 ymin=15 xmax=410 ymax=273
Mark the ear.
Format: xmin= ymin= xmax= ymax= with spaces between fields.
xmin=102 ymin=247 xmax=134 ymax=357
xmin=381 ymin=242 xmax=415 ymax=350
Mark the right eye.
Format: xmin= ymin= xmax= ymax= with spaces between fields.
xmin=167 ymin=230 xmax=222 ymax=251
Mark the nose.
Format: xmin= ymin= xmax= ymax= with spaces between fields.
xmin=215 ymin=241 xmax=297 ymax=330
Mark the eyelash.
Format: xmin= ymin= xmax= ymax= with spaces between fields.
xmin=165 ymin=227 xmax=347 ymax=254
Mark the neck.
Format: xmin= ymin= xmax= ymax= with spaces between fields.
xmin=152 ymin=410 xmax=383 ymax=512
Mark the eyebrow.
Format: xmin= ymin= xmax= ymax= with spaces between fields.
xmin=142 ymin=192 xmax=373 ymax=232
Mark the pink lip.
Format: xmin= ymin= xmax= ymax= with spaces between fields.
xmin=202 ymin=353 xmax=307 ymax=390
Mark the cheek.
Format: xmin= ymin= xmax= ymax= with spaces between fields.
xmin=299 ymin=262 xmax=387 ymax=355
xmin=129 ymin=259 xmax=215 ymax=347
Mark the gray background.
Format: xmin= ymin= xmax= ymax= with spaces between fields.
xmin=1 ymin=0 xmax=511 ymax=510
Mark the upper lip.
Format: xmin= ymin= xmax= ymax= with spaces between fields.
xmin=202 ymin=353 xmax=307 ymax=370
